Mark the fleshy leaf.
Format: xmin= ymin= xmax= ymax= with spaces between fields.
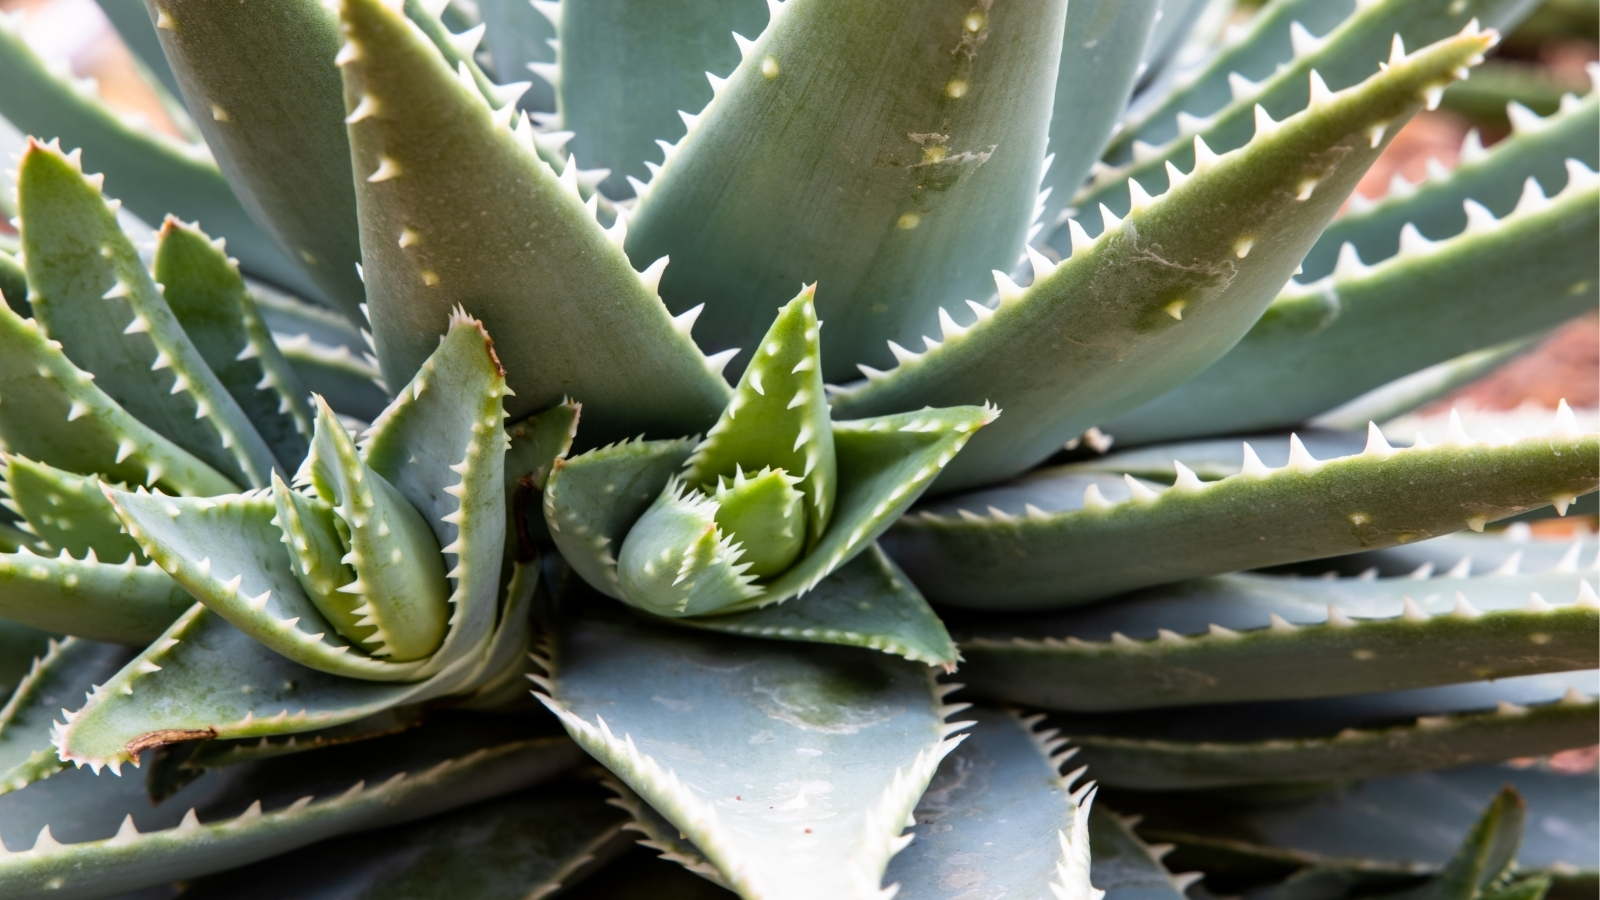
xmin=556 ymin=0 xmax=766 ymax=198
xmin=54 ymin=560 xmax=540 ymax=767
xmin=178 ymin=786 xmax=630 ymax=899
xmin=1128 ymin=763 xmax=1595 ymax=888
xmin=831 ymin=26 xmax=1493 ymax=490
xmin=883 ymin=708 xmax=1097 ymax=898
xmin=616 ymin=478 xmax=763 ymax=617
xmin=143 ymin=0 xmax=367 ymax=320
xmin=105 ymin=487 xmax=425 ymax=680
xmin=1051 ymin=670 xmax=1597 ymax=790
xmin=544 ymin=436 xmax=700 ymax=599
xmin=337 ymin=0 xmax=732 ymax=441
xmin=1069 ymin=0 xmax=1536 ymax=238
xmin=358 ymin=312 xmax=510 ymax=674
xmin=886 ymin=424 xmax=1600 ymax=610
xmin=0 ymin=638 xmax=131 ymax=794
xmin=1101 ymin=0 xmax=1354 ymax=169
xmin=154 ymin=217 xmax=314 ymax=471
xmin=18 ymin=140 xmax=280 ymax=489
xmin=1399 ymin=786 xmax=1526 ymax=900
xmin=1103 ymin=159 xmax=1599 ymax=444
xmin=0 ymin=16 xmax=318 ymax=300
xmin=0 ymin=622 xmax=52 ymax=698
xmin=1038 ymin=0 xmax=1163 ymax=236
xmin=671 ymin=545 xmax=958 ymax=669
xmin=625 ymin=0 xmax=1069 ymax=383
xmin=1316 ymin=528 xmax=1596 ymax=581
xmin=1301 ymin=87 xmax=1598 ymax=281
xmin=0 ymin=548 xmax=194 ymax=645
xmin=1088 ymin=804 xmax=1194 ymax=900
xmin=0 ymin=295 xmax=245 ymax=496
xmin=1 ymin=455 xmax=142 ymax=562
xmin=303 ymin=400 xmax=450 ymax=661
xmin=2 ymin=714 xmax=580 ymax=898
xmin=956 ymin=568 xmax=1598 ymax=711
xmin=683 ymin=287 xmax=835 ymax=548
xmin=270 ymin=474 xmax=367 ymax=653
xmin=534 ymin=600 xmax=971 ymax=899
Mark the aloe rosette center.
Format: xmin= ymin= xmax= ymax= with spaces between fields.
xmin=553 ymin=286 xmax=997 ymax=619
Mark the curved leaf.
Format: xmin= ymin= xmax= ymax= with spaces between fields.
xmin=832 ymin=27 xmax=1491 ymax=490
xmin=0 ymin=714 xmax=581 ymax=899
xmin=1103 ymin=160 xmax=1598 ymax=444
xmin=1 ymin=455 xmax=143 ymax=562
xmin=154 ymin=218 xmax=313 ymax=471
xmin=535 ymin=601 xmax=970 ymax=899
xmin=1052 ymin=670 xmax=1597 ymax=790
xmin=557 ymin=0 xmax=767 ymax=198
xmin=886 ymin=424 xmax=1599 ymax=610
xmin=0 ymin=638 xmax=130 ymax=794
xmin=144 ymin=0 xmax=366 ymax=319
xmin=625 ymin=0 xmax=1069 ymax=383
xmin=18 ymin=140 xmax=279 ymax=488
xmin=884 ymin=708 xmax=1096 ymax=899
xmin=670 ymin=545 xmax=958 ymax=669
xmin=957 ymin=569 xmax=1598 ymax=711
xmin=0 ymin=548 xmax=193 ymax=645
xmin=0 ymin=15 xmax=316 ymax=300
xmin=338 ymin=0 xmax=731 ymax=441
xmin=179 ymin=786 xmax=630 ymax=899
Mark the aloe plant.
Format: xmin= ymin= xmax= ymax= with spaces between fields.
xmin=0 ymin=0 xmax=1595 ymax=895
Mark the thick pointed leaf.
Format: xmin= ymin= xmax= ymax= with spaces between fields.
xmin=1315 ymin=528 xmax=1597 ymax=581
xmin=144 ymin=0 xmax=366 ymax=319
xmin=1070 ymin=0 xmax=1538 ymax=239
xmin=1393 ymin=787 xmax=1526 ymax=900
xmin=1051 ymin=670 xmax=1597 ymax=790
xmin=18 ymin=141 xmax=280 ymax=489
xmin=886 ymin=424 xmax=1599 ymax=610
xmin=180 ymin=786 xmax=630 ymax=899
xmin=0 ymin=639 xmax=130 ymax=794
xmin=0 ymin=299 xmax=253 ymax=496
xmin=557 ymin=0 xmax=767 ymax=198
xmin=1128 ymin=763 xmax=1595 ymax=888
xmin=671 ymin=545 xmax=958 ymax=668
xmin=1 ymin=455 xmax=143 ymax=562
xmin=0 ymin=548 xmax=192 ymax=645
xmin=478 ymin=0 xmax=556 ymax=112
xmin=536 ymin=602 xmax=969 ymax=899
xmin=884 ymin=708 xmax=1096 ymax=899
xmin=54 ymin=560 xmax=539 ymax=767
xmin=154 ymin=218 xmax=314 ymax=471
xmin=625 ymin=0 xmax=1068 ymax=383
xmin=956 ymin=568 xmax=1598 ymax=711
xmin=105 ymin=488 xmax=425 ymax=680
xmin=545 ymin=436 xmax=699 ymax=599
xmin=1088 ymin=804 xmax=1195 ymax=900
xmin=337 ymin=0 xmax=731 ymax=441
xmin=0 ymin=16 xmax=316 ymax=300
xmin=1103 ymin=0 xmax=1353 ymax=168
xmin=832 ymin=27 xmax=1492 ymax=490
xmin=1038 ymin=0 xmax=1163 ymax=236
xmin=1301 ymin=89 xmax=1598 ymax=282
xmin=1103 ymin=159 xmax=1599 ymax=444
xmin=359 ymin=313 xmax=510 ymax=673
xmin=0 ymin=713 xmax=580 ymax=899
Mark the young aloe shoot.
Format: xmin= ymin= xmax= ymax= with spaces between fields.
xmin=618 ymin=287 xmax=835 ymax=615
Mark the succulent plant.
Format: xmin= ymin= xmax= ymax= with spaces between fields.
xmin=0 ymin=0 xmax=1595 ymax=896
